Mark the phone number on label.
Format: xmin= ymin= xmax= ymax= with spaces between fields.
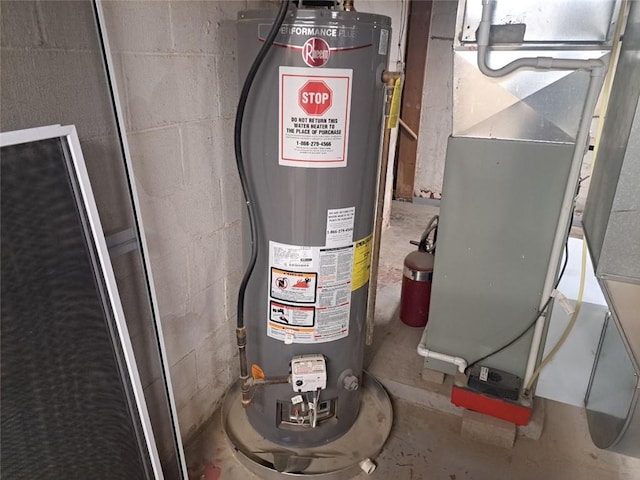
xmin=296 ymin=141 xmax=332 ymax=147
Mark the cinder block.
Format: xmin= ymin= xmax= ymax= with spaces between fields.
xmin=122 ymin=54 xmax=217 ymax=131
xmin=222 ymin=221 xmax=245 ymax=274
xmin=0 ymin=1 xmax=40 ymax=48
xmin=37 ymin=1 xmax=98 ymax=50
xmin=186 ymin=279 xmax=229 ymax=338
xmin=195 ymin=334 xmax=217 ymax=391
xmin=178 ymin=365 xmax=231 ymax=441
xmin=102 ymin=1 xmax=172 ymax=53
xmin=150 ymin=246 xmax=190 ymax=317
xmin=220 ymin=172 xmax=243 ymax=227
xmin=224 ymin=268 xmax=243 ymax=320
xmin=0 ymin=50 xmax=114 ymax=139
xmin=421 ymin=367 xmax=446 ymax=385
xmin=215 ymin=54 xmax=239 ymax=118
xmin=177 ymin=181 xmax=224 ymax=238
xmin=181 ymin=119 xmax=237 ymax=185
xmin=181 ymin=121 xmax=217 ymax=187
xmin=136 ymin=187 xmax=191 ymax=261
xmin=195 ymin=326 xmax=234 ymax=391
xmin=162 ymin=311 xmax=198 ymax=369
xmin=129 ymin=127 xmax=184 ymax=197
xmin=170 ymin=350 xmax=198 ymax=409
xmin=211 ymin=117 xmax=237 ymax=179
xmin=187 ymin=230 xmax=225 ymax=294
xmin=170 ymin=1 xmax=242 ymax=55
xmin=461 ymin=409 xmax=517 ymax=449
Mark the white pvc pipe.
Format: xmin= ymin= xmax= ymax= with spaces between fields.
xmin=476 ymin=0 xmax=606 ymax=391
xmin=523 ymin=69 xmax=604 ymax=389
xmin=359 ymin=458 xmax=376 ymax=475
xmin=416 ymin=344 xmax=468 ymax=373
xmin=478 ymin=0 xmax=604 ymax=76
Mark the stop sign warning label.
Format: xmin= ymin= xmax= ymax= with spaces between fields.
xmin=279 ymin=66 xmax=352 ymax=168
xmin=299 ymin=81 xmax=332 ymax=116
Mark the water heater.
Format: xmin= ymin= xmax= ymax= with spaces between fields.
xmin=236 ymin=4 xmax=390 ymax=447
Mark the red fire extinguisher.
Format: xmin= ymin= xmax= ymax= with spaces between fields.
xmin=400 ymin=215 xmax=438 ymax=327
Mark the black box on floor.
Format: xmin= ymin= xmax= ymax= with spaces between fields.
xmin=467 ymin=365 xmax=522 ymax=401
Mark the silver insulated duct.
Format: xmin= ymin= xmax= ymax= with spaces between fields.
xmin=235 ymin=4 xmax=390 ymax=447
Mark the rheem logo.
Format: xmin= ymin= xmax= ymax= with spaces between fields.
xmin=302 ymin=37 xmax=330 ymax=67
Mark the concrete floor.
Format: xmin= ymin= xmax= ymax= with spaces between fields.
xmin=184 ymin=201 xmax=640 ymax=480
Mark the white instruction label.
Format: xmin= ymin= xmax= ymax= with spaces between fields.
xmin=379 ymin=29 xmax=389 ymax=55
xmin=268 ymin=240 xmax=353 ymax=344
xmin=271 ymin=244 xmax=316 ymax=269
xmin=279 ymin=66 xmax=352 ymax=168
xmin=326 ymin=207 xmax=355 ymax=247
xmin=270 ymin=301 xmax=315 ymax=327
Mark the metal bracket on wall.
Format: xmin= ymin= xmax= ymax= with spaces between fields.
xmin=106 ymin=228 xmax=138 ymax=258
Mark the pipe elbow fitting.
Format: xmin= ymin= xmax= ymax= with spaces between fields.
xmin=416 ymin=345 xmax=468 ymax=374
xmin=359 ymin=458 xmax=376 ymax=475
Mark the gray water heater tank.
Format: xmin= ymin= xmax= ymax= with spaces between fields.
xmin=237 ymin=6 xmax=390 ymax=447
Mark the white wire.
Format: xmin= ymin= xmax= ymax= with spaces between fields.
xmin=312 ymin=389 xmax=320 ymax=428
xmin=397 ymin=0 xmax=407 ymax=64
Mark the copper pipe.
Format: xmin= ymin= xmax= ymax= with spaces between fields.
xmin=365 ymin=71 xmax=402 ymax=346
xmin=241 ymin=375 xmax=291 ymax=407
xmin=238 ymin=322 xmax=289 ymax=407
xmin=252 ymin=376 xmax=291 ymax=386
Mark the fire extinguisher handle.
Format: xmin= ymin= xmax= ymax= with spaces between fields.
xmin=418 ymin=215 xmax=439 ymax=253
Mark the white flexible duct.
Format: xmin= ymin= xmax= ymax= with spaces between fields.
xmin=476 ymin=0 xmax=606 ymax=392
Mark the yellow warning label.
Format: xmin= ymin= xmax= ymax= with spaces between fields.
xmin=352 ymin=234 xmax=373 ymax=291
xmin=387 ymin=77 xmax=402 ymax=129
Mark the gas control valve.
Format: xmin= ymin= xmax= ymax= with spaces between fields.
xmin=291 ymin=354 xmax=327 ymax=393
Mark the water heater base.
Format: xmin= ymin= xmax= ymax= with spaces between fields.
xmin=222 ymin=371 xmax=393 ymax=479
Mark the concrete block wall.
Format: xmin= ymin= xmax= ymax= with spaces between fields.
xmin=101 ymin=0 xmax=254 ymax=448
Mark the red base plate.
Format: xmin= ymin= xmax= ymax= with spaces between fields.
xmin=451 ymin=385 xmax=532 ymax=426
